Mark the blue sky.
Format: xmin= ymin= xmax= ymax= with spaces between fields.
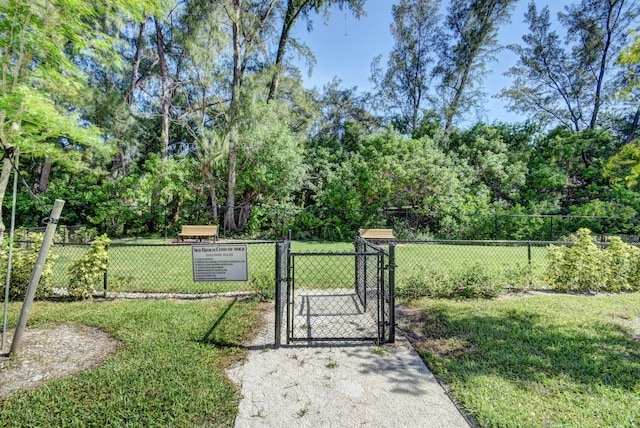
xmin=290 ymin=0 xmax=573 ymax=125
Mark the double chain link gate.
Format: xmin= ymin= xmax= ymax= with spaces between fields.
xmin=275 ymin=238 xmax=395 ymax=347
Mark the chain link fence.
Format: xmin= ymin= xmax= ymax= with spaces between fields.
xmin=4 ymin=235 xmax=627 ymax=302
xmin=47 ymin=240 xmax=276 ymax=296
xmin=395 ymin=240 xmax=550 ymax=289
xmin=22 ymin=205 xmax=640 ymax=242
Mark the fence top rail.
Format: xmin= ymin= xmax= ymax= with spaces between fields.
xmin=290 ymin=251 xmax=381 ymax=257
xmin=111 ymin=240 xmax=278 ymax=247
xmin=397 ymin=239 xmax=574 ymax=246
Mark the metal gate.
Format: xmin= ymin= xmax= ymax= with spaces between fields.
xmin=275 ymin=238 xmax=395 ymax=347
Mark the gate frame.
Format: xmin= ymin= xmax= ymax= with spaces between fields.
xmin=274 ymin=238 xmax=396 ymax=348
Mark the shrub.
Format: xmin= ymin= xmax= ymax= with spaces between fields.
xmin=601 ymin=236 xmax=640 ymax=291
xmin=69 ymin=226 xmax=98 ymax=243
xmin=67 ymin=235 xmax=110 ymax=300
xmin=249 ymin=273 xmax=275 ymax=301
xmin=398 ymin=267 xmax=453 ymax=299
xmin=545 ymin=228 xmax=640 ymax=292
xmin=0 ymin=229 xmax=55 ymax=301
xmin=398 ymin=261 xmax=505 ymax=300
xmin=451 ymin=262 xmax=504 ymax=299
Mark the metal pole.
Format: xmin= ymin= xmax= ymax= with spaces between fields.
xmin=103 ymin=270 xmax=108 ymax=298
xmin=274 ymin=242 xmax=282 ymax=349
xmin=388 ymin=242 xmax=396 ymax=344
xmin=527 ymin=241 xmax=533 ymax=287
xmin=10 ymin=199 xmax=64 ymax=356
xmin=2 ymin=152 xmax=19 ymax=351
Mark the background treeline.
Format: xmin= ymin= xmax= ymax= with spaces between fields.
xmin=1 ymin=0 xmax=640 ymax=241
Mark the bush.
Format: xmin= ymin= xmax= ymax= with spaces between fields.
xmin=451 ymin=262 xmax=504 ymax=299
xmin=67 ymin=235 xmax=110 ymax=300
xmin=398 ymin=261 xmax=505 ymax=300
xmin=0 ymin=229 xmax=56 ymax=301
xmin=69 ymin=226 xmax=98 ymax=244
xmin=545 ymin=228 xmax=640 ymax=292
xmin=249 ymin=273 xmax=275 ymax=301
xmin=398 ymin=267 xmax=453 ymax=299
xmin=602 ymin=236 xmax=640 ymax=291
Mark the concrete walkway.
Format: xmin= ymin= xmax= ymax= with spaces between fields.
xmin=227 ymin=311 xmax=471 ymax=428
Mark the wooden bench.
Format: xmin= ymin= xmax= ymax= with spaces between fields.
xmin=178 ymin=225 xmax=218 ymax=242
xmin=358 ymin=228 xmax=396 ymax=242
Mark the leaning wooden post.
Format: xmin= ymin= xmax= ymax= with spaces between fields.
xmin=10 ymin=199 xmax=64 ymax=356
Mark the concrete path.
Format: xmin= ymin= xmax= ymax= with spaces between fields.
xmin=227 ymin=311 xmax=471 ymax=428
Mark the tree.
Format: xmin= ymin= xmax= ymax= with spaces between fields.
xmin=372 ymin=0 xmax=441 ymax=136
xmin=501 ymin=0 xmax=639 ymax=134
xmin=437 ymin=0 xmax=517 ymax=134
xmin=0 ymin=1 xmax=110 ymax=242
xmin=267 ymin=0 xmax=365 ymax=102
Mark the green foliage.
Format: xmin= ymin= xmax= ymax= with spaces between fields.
xmin=451 ymin=262 xmax=506 ymax=299
xmin=249 ymin=272 xmax=275 ymax=302
xmin=399 ymin=266 xmax=454 ymax=299
xmin=69 ymin=227 xmax=99 ymax=244
xmin=604 ymin=141 xmax=640 ymax=188
xmin=617 ymin=31 xmax=640 ymax=97
xmin=398 ymin=261 xmax=506 ymax=300
xmin=603 ymin=236 xmax=640 ymax=291
xmin=0 ymin=229 xmax=55 ymax=300
xmin=67 ymin=235 xmax=110 ymax=300
xmin=545 ymin=228 xmax=640 ymax=292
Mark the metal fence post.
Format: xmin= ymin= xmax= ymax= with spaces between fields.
xmin=388 ymin=242 xmax=396 ymax=344
xmin=103 ymin=270 xmax=108 ymax=297
xmin=275 ymin=242 xmax=282 ymax=349
xmin=10 ymin=199 xmax=65 ymax=357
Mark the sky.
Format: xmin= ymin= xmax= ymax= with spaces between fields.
xmin=290 ymin=0 xmax=574 ymax=125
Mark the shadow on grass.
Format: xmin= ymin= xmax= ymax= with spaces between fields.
xmin=199 ymin=297 xmax=241 ymax=348
xmin=411 ymin=305 xmax=640 ymax=391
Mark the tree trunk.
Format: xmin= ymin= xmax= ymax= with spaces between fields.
xmin=268 ymin=0 xmax=307 ymax=102
xmin=626 ymin=105 xmax=640 ymax=144
xmin=238 ymin=204 xmax=251 ymax=229
xmin=224 ymin=1 xmax=242 ymax=232
xmin=0 ymin=156 xmax=14 ymax=245
xmin=154 ymin=16 xmax=170 ymax=159
xmin=127 ymin=20 xmax=147 ymax=106
xmin=210 ymin=185 xmax=218 ymax=224
xmin=38 ymin=157 xmax=51 ymax=194
xmin=224 ymin=132 xmax=238 ymax=230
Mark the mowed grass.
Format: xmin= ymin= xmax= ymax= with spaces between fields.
xmin=405 ymin=292 xmax=640 ymax=427
xmin=0 ymin=298 xmax=264 ymax=426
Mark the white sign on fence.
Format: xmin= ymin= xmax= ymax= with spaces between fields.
xmin=192 ymin=244 xmax=248 ymax=282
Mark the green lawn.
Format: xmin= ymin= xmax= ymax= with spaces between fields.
xmin=404 ymin=292 xmax=640 ymax=427
xmin=4 ymin=243 xmax=640 ymax=427
xmin=0 ymin=298 xmax=263 ymax=426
